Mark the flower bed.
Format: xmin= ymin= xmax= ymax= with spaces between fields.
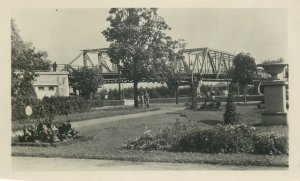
xmin=122 ymin=123 xmax=288 ymax=155
xmin=12 ymin=119 xmax=88 ymax=147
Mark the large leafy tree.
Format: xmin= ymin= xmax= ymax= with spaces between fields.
xmin=231 ymin=53 xmax=257 ymax=103
xmin=163 ymin=39 xmax=186 ymax=104
xmin=69 ymin=67 xmax=103 ymax=99
xmin=102 ymin=8 xmax=173 ymax=107
xmin=11 ymin=19 xmax=51 ymax=97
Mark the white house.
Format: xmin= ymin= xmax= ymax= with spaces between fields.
xmin=33 ymin=71 xmax=70 ymax=99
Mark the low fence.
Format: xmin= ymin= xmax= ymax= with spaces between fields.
xmin=88 ymin=95 xmax=271 ymax=107
xmin=150 ymin=95 xmax=265 ymax=104
xmin=88 ymin=99 xmax=134 ymax=107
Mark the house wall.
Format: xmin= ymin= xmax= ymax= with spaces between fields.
xmin=33 ymin=72 xmax=69 ymax=99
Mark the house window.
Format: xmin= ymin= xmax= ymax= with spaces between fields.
xmin=49 ymin=86 xmax=55 ymax=91
xmin=38 ymin=87 xmax=44 ymax=91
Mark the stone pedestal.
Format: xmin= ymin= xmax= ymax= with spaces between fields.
xmin=261 ymin=80 xmax=287 ymax=125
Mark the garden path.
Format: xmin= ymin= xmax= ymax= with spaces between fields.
xmin=71 ymin=106 xmax=185 ymax=129
xmin=12 ymin=156 xmax=286 ymax=171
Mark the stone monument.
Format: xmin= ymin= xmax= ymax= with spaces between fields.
xmin=257 ymin=63 xmax=288 ymax=125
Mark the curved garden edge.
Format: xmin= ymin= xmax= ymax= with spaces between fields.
xmin=11 ymin=150 xmax=288 ymax=167
xmin=11 ymin=136 xmax=94 ymax=147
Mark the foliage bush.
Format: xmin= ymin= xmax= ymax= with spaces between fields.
xmin=224 ymin=83 xmax=241 ymax=125
xmin=41 ymin=96 xmax=90 ymax=115
xmin=87 ymin=100 xmax=104 ymax=107
xmin=172 ymin=124 xmax=255 ymax=154
xmin=56 ymin=120 xmax=79 ymax=141
xmin=223 ymin=93 xmax=241 ymax=125
xmin=122 ymin=120 xmax=187 ymax=151
xmin=253 ymin=132 xmax=288 ymax=155
xmin=122 ymin=123 xmax=288 ymax=155
xmin=18 ymin=119 xmax=56 ymax=143
xmin=16 ymin=119 xmax=79 ymax=143
xmin=11 ymin=95 xmax=91 ymax=122
xmin=122 ymin=129 xmax=166 ymax=151
xmin=11 ymin=96 xmax=41 ymax=122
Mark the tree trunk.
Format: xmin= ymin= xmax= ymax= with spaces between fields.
xmin=243 ymin=85 xmax=247 ymax=103
xmin=190 ymin=79 xmax=198 ymax=110
xmin=133 ymin=81 xmax=139 ymax=107
xmin=175 ymin=81 xmax=178 ymax=104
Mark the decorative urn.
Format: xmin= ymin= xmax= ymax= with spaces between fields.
xmin=257 ymin=63 xmax=287 ymax=80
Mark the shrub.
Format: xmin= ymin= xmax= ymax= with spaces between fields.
xmin=17 ymin=119 xmax=57 ymax=143
xmin=211 ymin=124 xmax=255 ymax=153
xmin=11 ymin=96 xmax=41 ymax=122
xmin=253 ymin=132 xmax=288 ymax=155
xmin=122 ymin=121 xmax=188 ymax=151
xmin=16 ymin=119 xmax=79 ymax=143
xmin=122 ymin=129 xmax=161 ymax=151
xmin=172 ymin=128 xmax=214 ymax=152
xmin=56 ymin=120 xmax=79 ymax=141
xmin=223 ymin=92 xmax=241 ymax=125
xmin=87 ymin=100 xmax=104 ymax=107
xmin=172 ymin=124 xmax=255 ymax=154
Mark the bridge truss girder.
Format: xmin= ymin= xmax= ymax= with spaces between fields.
xmin=180 ymin=47 xmax=235 ymax=79
xmin=81 ymin=48 xmax=118 ymax=74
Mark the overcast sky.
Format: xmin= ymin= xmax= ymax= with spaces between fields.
xmin=11 ymin=8 xmax=287 ymax=65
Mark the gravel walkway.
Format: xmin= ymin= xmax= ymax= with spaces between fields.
xmin=71 ymin=106 xmax=184 ymax=128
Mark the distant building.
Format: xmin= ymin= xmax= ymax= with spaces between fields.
xmin=33 ymin=71 xmax=69 ymax=99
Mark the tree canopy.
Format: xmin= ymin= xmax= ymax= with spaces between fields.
xmin=11 ymin=19 xmax=51 ymax=97
xmin=69 ymin=67 xmax=103 ymax=99
xmin=231 ymin=53 xmax=257 ymax=85
xmin=102 ymin=8 xmax=178 ymax=107
xmin=230 ymin=53 xmax=257 ymax=102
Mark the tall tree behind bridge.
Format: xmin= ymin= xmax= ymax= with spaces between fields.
xmin=102 ymin=8 xmax=173 ymax=107
xmin=69 ymin=67 xmax=103 ymax=99
xmin=164 ymin=39 xmax=186 ymax=104
xmin=230 ymin=53 xmax=257 ymax=103
xmin=11 ymin=19 xmax=51 ymax=97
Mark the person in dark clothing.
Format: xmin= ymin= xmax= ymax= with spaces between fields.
xmin=53 ymin=62 xmax=57 ymax=72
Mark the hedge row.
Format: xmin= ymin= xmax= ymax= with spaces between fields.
xmin=11 ymin=96 xmax=92 ymax=122
xmin=97 ymin=86 xmax=191 ymax=100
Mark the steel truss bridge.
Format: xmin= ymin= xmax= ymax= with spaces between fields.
xmin=57 ymin=47 xmax=240 ymax=84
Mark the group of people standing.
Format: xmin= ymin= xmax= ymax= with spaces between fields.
xmin=139 ymin=91 xmax=150 ymax=109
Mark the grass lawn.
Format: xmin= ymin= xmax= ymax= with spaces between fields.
xmin=12 ymin=104 xmax=288 ymax=167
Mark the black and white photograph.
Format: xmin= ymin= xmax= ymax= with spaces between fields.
xmin=1 ymin=1 xmax=300 ymax=181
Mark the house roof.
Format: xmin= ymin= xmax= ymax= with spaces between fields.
xmin=33 ymin=83 xmax=59 ymax=86
xmin=36 ymin=71 xmax=69 ymax=75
